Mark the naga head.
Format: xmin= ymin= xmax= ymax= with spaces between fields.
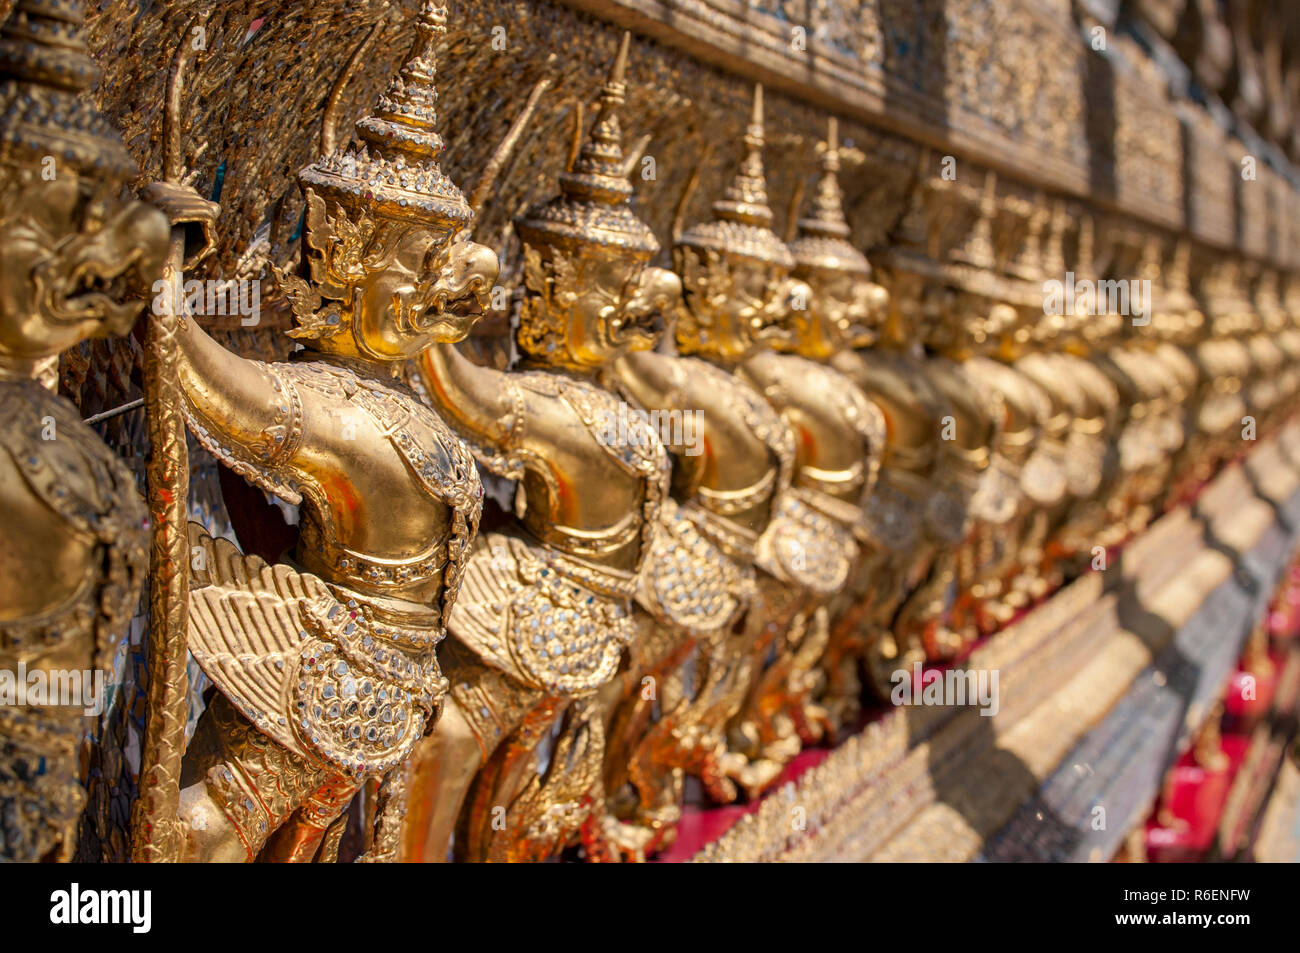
xmin=0 ymin=0 xmax=168 ymax=373
xmin=279 ymin=1 xmax=498 ymax=365
xmin=515 ymin=33 xmax=680 ymax=372
xmin=674 ymin=84 xmax=797 ymax=364
xmin=787 ymin=118 xmax=887 ymax=359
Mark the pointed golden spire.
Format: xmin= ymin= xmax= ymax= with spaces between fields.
xmin=516 ymin=30 xmax=657 ymax=254
xmin=677 ymin=83 xmax=792 ymax=266
xmin=0 ymin=0 xmax=135 ymax=179
xmin=714 ymin=83 xmax=774 ymax=228
xmin=1039 ymin=199 xmax=1067 ymax=279
xmin=789 ymin=116 xmax=870 ymax=276
xmin=561 ymin=29 xmax=633 ymax=205
xmin=801 ymin=117 xmax=848 ymax=237
xmin=299 ymin=0 xmax=472 ymax=228
xmin=953 ymin=169 xmax=997 ymax=270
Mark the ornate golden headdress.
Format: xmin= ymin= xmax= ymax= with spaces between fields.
xmin=297 ymin=0 xmax=471 ymax=230
xmin=0 ymin=0 xmax=136 ymax=180
xmin=676 ymin=84 xmax=793 ymax=268
xmin=515 ymin=31 xmax=657 ymax=257
xmin=789 ymin=117 xmax=870 ymax=276
xmin=283 ymin=0 xmax=474 ymax=338
xmin=875 ymin=156 xmax=1000 ymax=304
xmin=515 ymin=33 xmax=663 ymax=363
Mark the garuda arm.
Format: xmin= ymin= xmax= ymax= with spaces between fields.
xmin=144 ymin=181 xmax=306 ymax=503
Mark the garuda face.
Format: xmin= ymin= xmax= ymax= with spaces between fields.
xmin=0 ymin=167 xmax=167 ymax=364
xmin=519 ymin=242 xmax=681 ymax=370
xmin=358 ymin=225 xmax=497 ymax=360
xmin=675 ymin=247 xmax=796 ymax=362
xmin=911 ymin=285 xmax=966 ymax=354
xmin=279 ymin=190 xmax=499 ymax=365
xmin=785 ymin=264 xmax=888 ymax=359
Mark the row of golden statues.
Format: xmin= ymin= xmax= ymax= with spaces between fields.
xmin=2 ymin=0 xmax=1297 ymax=863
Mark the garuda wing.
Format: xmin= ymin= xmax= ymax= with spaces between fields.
xmin=187 ymin=524 xmax=429 ymax=777
xmin=448 ymin=532 xmax=634 ymax=697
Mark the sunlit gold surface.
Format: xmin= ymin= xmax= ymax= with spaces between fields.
xmin=0 ymin=0 xmax=167 ymax=862
xmin=406 ymin=32 xmax=683 ymax=862
xmin=146 ymin=1 xmax=492 ymax=862
xmin=3 ymin=0 xmax=1300 ymax=865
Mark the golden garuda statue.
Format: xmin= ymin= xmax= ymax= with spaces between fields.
xmin=405 ymin=32 xmax=693 ymax=864
xmin=141 ymin=0 xmax=495 ymax=862
xmin=870 ymin=162 xmax=1017 ymax=660
xmin=596 ymin=85 xmax=815 ymax=823
xmin=785 ymin=120 xmax=976 ymax=714
xmin=0 ymin=0 xmax=169 ymax=862
xmin=669 ymin=86 xmax=883 ymax=793
xmin=486 ymin=35 xmax=756 ymax=862
xmin=4 ymin=0 xmax=1298 ymax=869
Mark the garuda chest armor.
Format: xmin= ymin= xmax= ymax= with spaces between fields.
xmin=669 ymin=355 xmax=856 ymax=597
xmin=1 ymin=382 xmax=149 ymax=669
xmin=443 ymin=370 xmax=670 ymax=697
xmin=1 ymin=381 xmax=149 ymax=860
xmin=739 ymin=350 xmax=884 ymax=532
xmin=183 ymin=359 xmax=483 ymax=777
